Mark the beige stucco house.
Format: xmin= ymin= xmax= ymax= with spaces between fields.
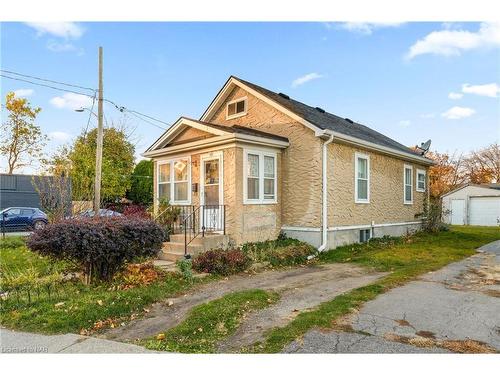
xmin=143 ymin=76 xmax=433 ymax=259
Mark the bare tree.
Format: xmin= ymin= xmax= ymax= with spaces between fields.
xmin=463 ymin=143 xmax=500 ymax=183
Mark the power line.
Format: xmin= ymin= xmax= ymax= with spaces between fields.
xmin=104 ymin=98 xmax=171 ymax=129
xmin=127 ymin=110 xmax=167 ymax=130
xmin=1 ymin=71 xmax=171 ymax=132
xmin=0 ymin=69 xmax=96 ymax=92
xmin=0 ymin=73 xmax=96 ymax=98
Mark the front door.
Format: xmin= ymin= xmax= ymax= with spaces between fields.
xmin=200 ymin=153 xmax=223 ymax=232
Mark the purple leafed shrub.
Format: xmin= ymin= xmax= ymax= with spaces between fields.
xmin=192 ymin=248 xmax=251 ymax=276
xmin=27 ymin=217 xmax=165 ymax=282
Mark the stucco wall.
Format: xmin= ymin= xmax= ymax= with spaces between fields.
xmin=208 ymin=86 xmax=322 ymax=227
xmin=169 ymin=127 xmax=214 ymax=145
xmin=328 ymin=142 xmax=428 ymax=226
xmin=152 ymin=144 xmax=282 ymax=245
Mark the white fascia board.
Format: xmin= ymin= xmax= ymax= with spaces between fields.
xmin=142 ymin=133 xmax=288 ymax=158
xmin=320 ymin=129 xmax=434 ymax=166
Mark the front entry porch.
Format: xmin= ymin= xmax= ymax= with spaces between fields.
xmin=156 ymin=204 xmax=229 ymax=262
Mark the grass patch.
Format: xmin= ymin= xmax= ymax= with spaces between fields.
xmin=143 ymin=289 xmax=279 ymax=353
xmin=0 ymin=236 xmax=68 ymax=275
xmin=251 ymin=226 xmax=500 ymax=353
xmin=0 ymin=236 xmax=211 ymax=334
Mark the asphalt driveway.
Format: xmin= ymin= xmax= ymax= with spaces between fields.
xmin=285 ymin=240 xmax=500 ymax=353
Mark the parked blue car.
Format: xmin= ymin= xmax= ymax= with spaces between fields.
xmin=0 ymin=207 xmax=48 ymax=231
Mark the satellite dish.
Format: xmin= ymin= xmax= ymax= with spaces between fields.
xmin=415 ymin=139 xmax=431 ymax=155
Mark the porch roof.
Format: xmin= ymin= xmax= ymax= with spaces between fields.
xmin=143 ymin=117 xmax=289 ymax=157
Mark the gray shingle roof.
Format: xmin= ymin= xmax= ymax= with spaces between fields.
xmin=234 ymin=76 xmax=423 ymax=158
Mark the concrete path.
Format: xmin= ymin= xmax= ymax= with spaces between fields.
xmin=284 ymin=240 xmax=500 ymax=353
xmin=0 ymin=328 xmax=154 ymax=353
xmin=100 ymin=263 xmax=385 ymax=345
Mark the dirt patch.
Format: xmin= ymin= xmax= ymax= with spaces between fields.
xmin=482 ymin=289 xmax=500 ymax=298
xmin=99 ymin=263 xmax=385 ymax=343
xmin=383 ymin=333 xmax=497 ymax=354
xmin=395 ymin=319 xmax=412 ymax=327
xmin=416 ymin=330 xmax=436 ymax=339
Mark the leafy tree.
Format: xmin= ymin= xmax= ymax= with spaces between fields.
xmin=1 ymin=92 xmax=46 ymax=173
xmin=51 ymin=126 xmax=135 ymax=202
xmin=127 ymin=159 xmax=154 ymax=205
xmin=427 ymin=151 xmax=466 ymax=198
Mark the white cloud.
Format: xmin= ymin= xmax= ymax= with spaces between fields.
xmin=13 ymin=89 xmax=34 ymax=97
xmin=399 ymin=120 xmax=411 ymax=127
xmin=46 ymin=40 xmax=77 ymax=52
xmin=49 ymin=131 xmax=72 ymax=142
xmin=406 ymin=22 xmax=500 ymax=60
xmin=441 ymin=106 xmax=476 ymax=120
xmin=462 ymin=83 xmax=500 ymax=98
xmin=338 ymin=22 xmax=404 ymax=35
xmin=448 ymin=92 xmax=463 ymax=100
xmin=25 ymin=22 xmax=84 ymax=39
xmin=291 ymin=73 xmax=323 ymax=88
xmin=50 ymin=93 xmax=93 ymax=110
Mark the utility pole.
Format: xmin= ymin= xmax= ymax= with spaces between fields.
xmin=94 ymin=46 xmax=104 ymax=213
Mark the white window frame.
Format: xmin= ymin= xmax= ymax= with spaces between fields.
xmin=354 ymin=152 xmax=370 ymax=204
xmin=157 ymin=156 xmax=191 ymax=205
xmin=404 ymin=164 xmax=413 ymax=205
xmin=416 ymin=169 xmax=426 ymax=192
xmin=243 ymin=149 xmax=277 ymax=205
xmin=226 ymin=96 xmax=248 ymax=120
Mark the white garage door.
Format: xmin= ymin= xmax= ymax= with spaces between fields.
xmin=469 ymin=197 xmax=500 ymax=226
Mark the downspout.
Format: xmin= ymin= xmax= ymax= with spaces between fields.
xmin=318 ymin=133 xmax=335 ymax=252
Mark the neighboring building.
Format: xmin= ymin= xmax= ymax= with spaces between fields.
xmin=0 ymin=174 xmax=42 ymax=210
xmin=442 ymin=184 xmax=500 ymax=226
xmin=143 ymin=76 xmax=433 ymax=258
xmin=0 ymin=173 xmax=71 ymax=212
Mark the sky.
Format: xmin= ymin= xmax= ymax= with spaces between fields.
xmin=1 ymin=22 xmax=499 ymax=174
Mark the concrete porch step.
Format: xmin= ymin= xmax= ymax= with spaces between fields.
xmin=168 ymin=233 xmax=227 ymax=247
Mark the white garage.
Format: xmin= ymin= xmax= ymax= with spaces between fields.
xmin=442 ymin=184 xmax=500 ymax=226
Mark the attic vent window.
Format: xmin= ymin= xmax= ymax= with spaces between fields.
xmin=278 ymin=93 xmax=290 ymax=100
xmin=226 ymin=97 xmax=247 ymax=120
xmin=315 ymin=107 xmax=325 ymax=113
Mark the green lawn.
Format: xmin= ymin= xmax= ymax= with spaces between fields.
xmin=143 ymin=289 xmax=279 ymax=353
xmin=0 ymin=236 xmax=208 ymax=334
xmin=250 ymin=226 xmax=500 ymax=353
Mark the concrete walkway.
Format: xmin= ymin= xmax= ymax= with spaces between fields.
xmin=284 ymin=240 xmax=500 ymax=353
xmin=0 ymin=328 xmax=154 ymax=353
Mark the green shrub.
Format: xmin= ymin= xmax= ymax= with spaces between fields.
xmin=267 ymin=243 xmax=316 ymax=266
xmin=192 ymin=248 xmax=250 ymax=276
xmin=241 ymin=233 xmax=316 ymax=267
xmin=177 ymin=259 xmax=193 ymax=281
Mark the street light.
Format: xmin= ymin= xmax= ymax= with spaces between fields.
xmin=75 ymin=107 xmax=108 ymax=126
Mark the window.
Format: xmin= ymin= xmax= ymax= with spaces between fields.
xmin=157 ymin=157 xmax=191 ymax=204
xmin=226 ymin=97 xmax=247 ymax=120
xmin=404 ymin=165 xmax=413 ymax=204
xmin=355 ymin=153 xmax=370 ymax=203
xmin=244 ymin=150 xmax=277 ymax=204
xmin=360 ymin=229 xmax=371 ymax=243
xmin=416 ymin=169 xmax=426 ymax=192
